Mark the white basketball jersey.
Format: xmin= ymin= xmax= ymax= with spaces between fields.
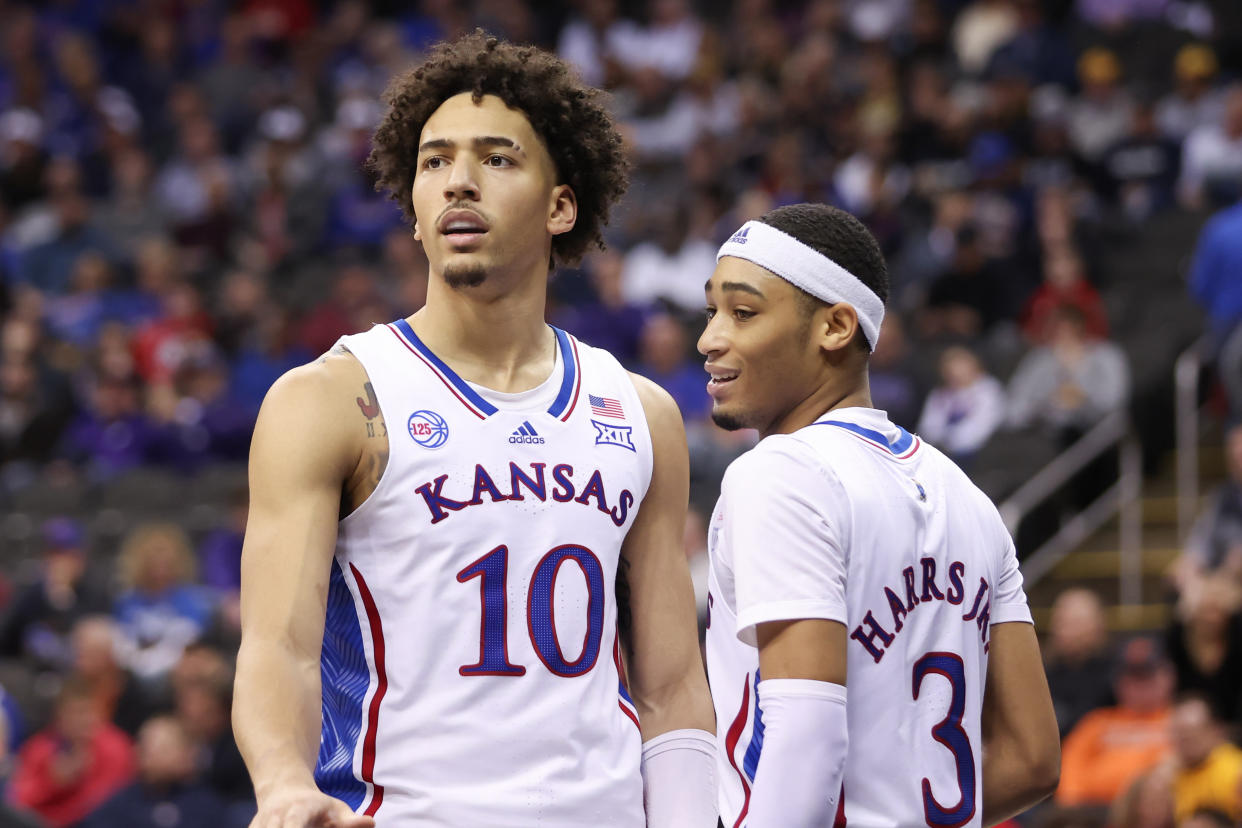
xmin=706 ymin=407 xmax=1032 ymax=828
xmin=316 ymin=319 xmax=652 ymax=826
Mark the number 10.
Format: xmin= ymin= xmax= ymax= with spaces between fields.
xmin=457 ymin=544 xmax=606 ymax=678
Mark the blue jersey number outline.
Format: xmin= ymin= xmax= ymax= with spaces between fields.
xmin=912 ymin=651 xmax=976 ymax=827
xmin=458 ymin=543 xmax=605 ymax=678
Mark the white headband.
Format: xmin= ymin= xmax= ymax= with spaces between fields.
xmin=716 ymin=220 xmax=885 ymax=348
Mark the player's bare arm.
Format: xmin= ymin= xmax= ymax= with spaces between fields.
xmin=233 ymin=348 xmax=379 ymax=828
xmin=619 ymin=373 xmax=717 ymax=826
xmin=979 ymin=621 xmax=1060 ymax=826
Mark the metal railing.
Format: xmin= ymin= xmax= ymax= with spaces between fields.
xmin=1175 ymin=336 xmax=1208 ymax=542
xmin=1000 ymin=411 xmax=1144 ymax=620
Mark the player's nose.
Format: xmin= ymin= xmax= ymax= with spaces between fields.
xmin=443 ymin=161 xmax=480 ymax=201
xmin=697 ymin=316 xmax=725 ymax=357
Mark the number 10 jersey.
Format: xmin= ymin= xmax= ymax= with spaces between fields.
xmin=316 ymin=320 xmax=653 ymax=826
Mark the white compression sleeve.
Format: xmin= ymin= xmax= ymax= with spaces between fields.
xmin=745 ymin=679 xmax=848 ymax=828
xmin=640 ymin=728 xmax=717 ymax=828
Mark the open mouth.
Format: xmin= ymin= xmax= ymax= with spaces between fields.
xmin=438 ymin=210 xmax=489 ymax=241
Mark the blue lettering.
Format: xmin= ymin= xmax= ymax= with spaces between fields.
xmin=920 ymin=558 xmax=945 ymax=602
xmin=962 ymin=578 xmax=990 ymax=622
xmin=416 ymin=475 xmax=470 ymax=524
xmin=902 ymin=566 xmax=921 ymax=611
xmin=469 ymin=464 xmax=506 ymax=505
xmin=610 ymin=489 xmax=634 ymax=527
xmin=508 ymin=462 xmax=547 ymax=502
xmin=946 ymin=561 xmax=965 ymax=605
xmin=851 ymin=611 xmax=894 ymax=663
xmin=575 ymin=469 xmax=611 ymax=516
xmin=551 ymin=464 xmax=575 ymax=502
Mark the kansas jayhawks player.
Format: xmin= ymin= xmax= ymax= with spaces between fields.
xmin=699 ymin=204 xmax=1060 ymax=827
xmin=234 ymin=33 xmax=716 ymax=828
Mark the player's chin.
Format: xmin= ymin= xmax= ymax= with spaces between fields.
xmin=710 ymin=404 xmax=751 ymax=432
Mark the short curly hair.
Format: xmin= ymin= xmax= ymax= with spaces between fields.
xmin=367 ymin=32 xmax=629 ymax=266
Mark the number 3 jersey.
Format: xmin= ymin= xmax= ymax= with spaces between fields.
xmin=706 ymin=407 xmax=1032 ymax=828
xmin=317 ymin=320 xmax=652 ymax=826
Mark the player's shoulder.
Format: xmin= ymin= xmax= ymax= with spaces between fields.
xmin=722 ymin=433 xmax=837 ymax=494
xmin=256 ymin=344 xmax=370 ymax=442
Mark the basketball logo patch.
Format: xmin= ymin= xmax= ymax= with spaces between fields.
xmin=408 ymin=410 xmax=449 ymax=449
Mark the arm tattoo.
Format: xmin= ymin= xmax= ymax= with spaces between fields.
xmin=356 ymin=382 xmax=380 ymax=420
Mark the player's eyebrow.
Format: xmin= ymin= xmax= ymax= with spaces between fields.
xmin=715 ymin=280 xmax=765 ymax=299
xmin=417 ymin=136 xmax=523 ymax=154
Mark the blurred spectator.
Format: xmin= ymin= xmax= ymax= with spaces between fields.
xmin=1067 ymin=48 xmax=1135 ymax=165
xmin=1172 ymin=425 xmax=1242 ymax=596
xmin=620 ymin=202 xmax=715 ymax=314
xmin=199 ymin=488 xmax=247 ymax=596
xmin=0 ymin=519 xmax=109 ymax=672
xmin=80 ymin=715 xmax=228 ymax=828
xmin=1100 ymin=97 xmax=1181 ymax=221
xmin=9 ymin=679 xmax=135 ymax=828
xmin=1165 ymin=577 xmax=1242 ymax=726
xmin=920 ymin=225 xmax=1017 ymax=340
xmin=868 ymin=315 xmax=924 ymax=430
xmin=69 ymin=616 xmax=151 ymax=738
xmin=952 ymin=0 xmax=1019 ymax=76
xmin=148 ymin=349 xmax=254 ymax=472
xmin=1056 ymin=636 xmax=1174 ymax=808
xmin=15 ymin=186 xmax=113 ymax=297
xmin=917 ymin=346 xmax=1006 ymax=465
xmin=130 ymin=281 xmax=215 ymax=384
xmin=297 ymin=262 xmax=383 ymax=357
xmin=610 ymin=0 xmax=703 ymax=83
xmin=987 ymin=0 xmax=1076 ymax=88
xmin=1157 ymin=44 xmax=1224 ymax=142
xmin=552 ymin=250 xmax=649 ymax=365
xmin=113 ymin=524 xmax=213 ymax=685
xmin=43 ymin=251 xmax=112 ymax=347
xmin=93 ymin=149 xmax=168 ymax=264
xmin=1168 ymin=694 xmax=1242 ymax=822
xmin=0 ymin=109 xmax=48 ymax=214
xmin=1178 ymin=809 xmax=1234 ymax=828
xmin=1180 ymin=84 xmax=1242 ymax=209
xmin=1020 ymin=244 xmax=1109 ymax=344
xmin=1110 ymin=764 xmax=1176 ymax=828
xmin=0 ymin=319 xmax=75 ymax=468
xmin=1188 ymin=200 xmax=1242 ymax=417
xmin=170 ymin=646 xmax=250 ymax=803
xmin=59 ymin=372 xmax=158 ymax=480
xmin=1006 ymin=304 xmax=1130 ymax=436
xmin=635 ymin=313 xmax=710 ymax=423
xmin=1044 ymin=588 xmax=1117 ymax=737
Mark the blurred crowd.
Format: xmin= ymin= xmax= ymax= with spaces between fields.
xmin=1 ymin=0 xmax=1242 ymax=826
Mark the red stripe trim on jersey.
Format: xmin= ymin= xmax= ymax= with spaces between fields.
xmin=724 ymin=674 xmax=753 ymax=828
xmin=350 ymin=563 xmax=388 ymax=817
xmin=559 ymin=335 xmax=583 ymax=422
xmin=386 ymin=324 xmax=488 ymax=420
xmin=618 ymin=700 xmax=641 ymax=729
xmin=839 ymin=428 xmax=922 ymax=460
xmin=897 ymin=436 xmax=921 ymax=459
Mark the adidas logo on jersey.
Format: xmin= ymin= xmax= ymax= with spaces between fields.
xmin=509 ymin=421 xmax=545 ymax=445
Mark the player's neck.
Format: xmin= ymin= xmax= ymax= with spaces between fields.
xmin=409 ymin=271 xmax=556 ymax=393
xmin=763 ymin=374 xmax=873 ymax=438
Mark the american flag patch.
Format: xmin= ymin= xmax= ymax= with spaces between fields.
xmin=589 ymin=394 xmax=625 ymax=419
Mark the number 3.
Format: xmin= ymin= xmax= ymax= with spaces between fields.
xmin=912 ymin=652 xmax=975 ymax=828
xmin=458 ymin=544 xmax=606 ymax=678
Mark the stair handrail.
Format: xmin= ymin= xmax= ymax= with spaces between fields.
xmin=1175 ymin=335 xmax=1208 ymax=542
xmin=999 ymin=410 xmax=1144 ymax=619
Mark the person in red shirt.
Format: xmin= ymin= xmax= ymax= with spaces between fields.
xmin=9 ymin=679 xmax=136 ymax=827
xmin=1021 ymin=243 xmax=1110 ymax=344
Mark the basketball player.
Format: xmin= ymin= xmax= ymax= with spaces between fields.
xmin=700 ymin=204 xmax=1060 ymax=827
xmin=233 ymin=33 xmax=716 ymax=827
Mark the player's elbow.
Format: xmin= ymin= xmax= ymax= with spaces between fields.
xmin=1024 ymin=738 xmax=1061 ymax=803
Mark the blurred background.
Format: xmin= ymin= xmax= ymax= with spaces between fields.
xmin=0 ymin=0 xmax=1240 ymax=826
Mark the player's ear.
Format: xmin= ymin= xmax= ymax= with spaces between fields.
xmin=548 ymin=184 xmax=577 ymax=237
xmin=818 ymin=303 xmax=860 ymax=355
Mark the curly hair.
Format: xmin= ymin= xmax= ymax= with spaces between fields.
xmin=368 ymin=31 xmax=629 ymax=266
